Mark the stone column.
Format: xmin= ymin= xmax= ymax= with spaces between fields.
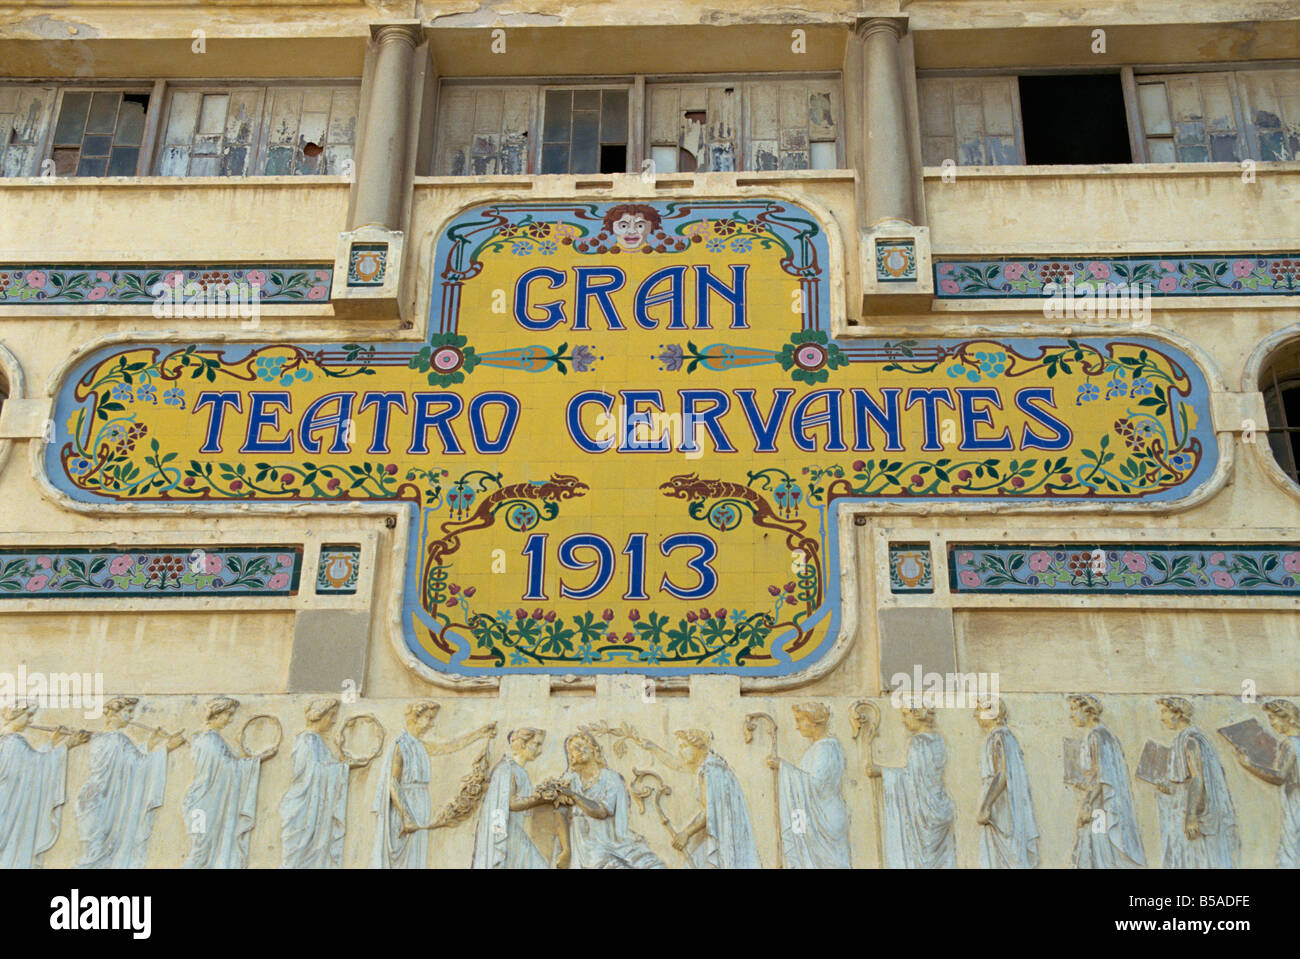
xmin=858 ymin=17 xmax=917 ymax=229
xmin=351 ymin=23 xmax=421 ymax=231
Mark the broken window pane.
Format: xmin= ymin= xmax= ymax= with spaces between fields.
xmin=152 ymin=84 xmax=357 ymax=177
xmin=540 ymin=86 xmax=630 ymax=174
xmin=51 ymin=89 xmax=151 ymax=176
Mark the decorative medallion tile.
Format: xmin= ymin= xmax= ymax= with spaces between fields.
xmin=317 ymin=544 xmax=361 ymax=594
xmin=876 ymin=240 xmax=917 ymax=282
xmin=347 ymin=243 xmax=388 ymax=287
xmin=889 ymin=543 xmax=933 ymax=593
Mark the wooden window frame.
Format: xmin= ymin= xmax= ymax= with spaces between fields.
xmin=921 ymin=60 xmax=1300 ymax=168
xmin=153 ymin=79 xmax=360 ymax=177
xmin=41 ymin=83 xmax=159 ymax=177
xmin=434 ymin=72 xmax=846 ymax=176
xmin=14 ymin=78 xmax=360 ymax=179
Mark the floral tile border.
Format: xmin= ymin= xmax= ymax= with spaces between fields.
xmin=0 ymin=266 xmax=333 ymax=305
xmin=950 ymin=544 xmax=1300 ymax=594
xmin=888 ymin=543 xmax=933 ymax=593
xmin=0 ymin=547 xmax=302 ymax=597
xmin=934 ymin=255 xmax=1300 ymax=298
xmin=317 ymin=544 xmax=360 ymax=595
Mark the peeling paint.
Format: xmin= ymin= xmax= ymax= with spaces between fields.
xmin=9 ymin=15 xmax=100 ymax=41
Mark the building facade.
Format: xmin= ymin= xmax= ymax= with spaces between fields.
xmin=0 ymin=0 xmax=1297 ymax=869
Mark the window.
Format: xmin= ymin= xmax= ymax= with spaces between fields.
xmin=1261 ymin=341 xmax=1300 ymax=486
xmin=919 ymin=76 xmax=1023 ymax=165
xmin=0 ymin=85 xmax=56 ymax=177
xmin=541 ymin=87 xmax=628 ymax=174
xmin=0 ymin=80 xmax=357 ymax=178
xmin=646 ymin=79 xmax=840 ymax=173
xmin=920 ymin=65 xmax=1300 ymax=166
xmin=1136 ymin=69 xmax=1300 ymax=162
xmin=156 ymin=84 xmax=358 ymax=176
xmin=51 ymin=89 xmax=151 ymax=176
xmin=433 ymin=75 xmax=843 ymax=176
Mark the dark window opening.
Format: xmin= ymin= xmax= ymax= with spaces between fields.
xmin=1018 ymin=74 xmax=1131 ymax=164
xmin=1262 ymin=344 xmax=1300 ymax=485
xmin=599 ymin=144 xmax=625 ymax=173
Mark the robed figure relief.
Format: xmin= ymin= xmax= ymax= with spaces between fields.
xmin=1142 ymin=696 xmax=1239 ymax=869
xmin=974 ymin=698 xmax=1039 ymax=869
xmin=370 ymin=701 xmax=493 ymax=869
xmin=0 ymin=700 xmax=89 ymax=868
xmin=1228 ymin=698 xmax=1300 ymax=868
xmin=280 ymin=698 xmax=376 ymax=869
xmin=871 ymin=705 xmax=956 ymax=868
xmin=555 ymin=730 xmax=664 ymax=869
xmin=669 ymin=729 xmax=761 ymax=869
xmin=182 ymin=697 xmax=276 ymax=869
xmin=1065 ymin=694 xmax=1145 ymax=869
xmin=767 ymin=702 xmax=851 ymax=868
xmin=76 ymin=695 xmax=184 ymax=868
xmin=472 ymin=727 xmax=551 ymax=869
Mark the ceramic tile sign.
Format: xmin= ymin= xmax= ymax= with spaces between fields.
xmin=46 ymin=200 xmax=1218 ymax=679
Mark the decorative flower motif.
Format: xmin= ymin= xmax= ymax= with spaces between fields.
xmin=705 ymin=238 xmax=726 ymax=253
xmin=1211 ymin=571 xmax=1236 ymax=589
xmin=163 ymin=387 xmax=186 ymax=408
xmin=537 ymin=240 xmax=558 ymax=255
xmin=778 ymin=330 xmax=848 ymax=385
xmin=1003 ymin=262 xmax=1026 ymax=281
xmin=109 ymin=382 xmax=134 ymax=403
xmin=136 ymin=383 xmax=158 ymax=404
xmin=1121 ymin=551 xmax=1147 ymax=573
xmin=1105 ymin=377 xmax=1128 ymax=400
xmin=958 ymin=570 xmax=981 ymax=588
xmin=1231 ymin=259 xmax=1255 ymax=278
xmin=88 ymin=286 xmax=110 ymax=301
xmin=510 ymin=241 xmax=533 ymax=256
xmin=1076 ymin=383 xmax=1100 ymax=404
xmin=411 ymin=333 xmax=479 ymax=387
xmin=1283 ymin=552 xmax=1300 ymax=573
xmin=572 ymin=345 xmax=597 ymax=372
xmin=1087 ymin=261 xmax=1111 ymax=280
xmin=657 ymin=343 xmax=684 ymax=372
xmin=730 ymin=236 xmax=753 ymax=253
xmin=24 ymin=271 xmax=48 ymax=288
xmin=307 ymin=285 xmax=329 ymax=300
xmin=1168 ymin=452 xmax=1193 ymax=470
xmin=1130 ymin=378 xmax=1154 ymax=397
xmin=109 ymin=555 xmax=134 ymax=576
xmin=69 ymin=457 xmax=92 ymax=476
xmin=203 ymin=553 xmax=225 ymax=575
xmin=245 ymin=270 xmax=268 ymax=288
xmin=267 ymin=572 xmax=290 ymax=591
xmin=939 ymin=279 xmax=960 ymax=294
xmin=1157 ymin=275 xmax=1179 ymax=293
xmin=25 ymin=574 xmax=49 ymax=592
xmin=1028 ymin=551 xmax=1052 ymax=572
